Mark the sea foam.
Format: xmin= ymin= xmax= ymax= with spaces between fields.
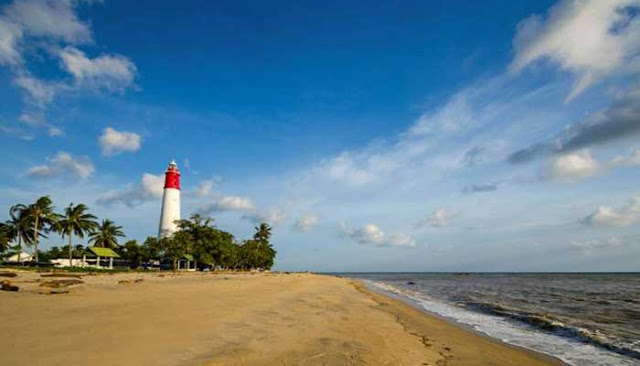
xmin=367 ymin=280 xmax=638 ymax=366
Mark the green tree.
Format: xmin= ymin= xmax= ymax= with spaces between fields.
xmin=0 ymin=222 xmax=13 ymax=253
xmin=158 ymin=231 xmax=192 ymax=270
xmin=121 ymin=240 xmax=142 ymax=269
xmin=37 ymin=250 xmax=51 ymax=262
xmin=237 ymin=240 xmax=255 ymax=269
xmin=114 ymin=214 xmax=277 ymax=272
xmin=253 ymin=223 xmax=272 ymax=243
xmin=8 ymin=204 xmax=34 ymax=262
xmin=217 ymin=239 xmax=239 ymax=269
xmin=48 ymin=246 xmax=62 ymax=259
xmin=57 ymin=203 xmax=98 ymax=266
xmin=25 ymin=196 xmax=58 ymax=262
xmin=175 ymin=214 xmax=236 ymax=269
xmin=248 ymin=223 xmax=276 ymax=270
xmin=74 ymin=244 xmax=85 ymax=257
xmin=89 ymin=219 xmax=125 ymax=249
xmin=141 ymin=236 xmax=161 ymax=263
xmin=60 ymin=244 xmax=85 ymax=259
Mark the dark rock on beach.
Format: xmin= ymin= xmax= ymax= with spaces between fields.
xmin=1 ymin=280 xmax=19 ymax=292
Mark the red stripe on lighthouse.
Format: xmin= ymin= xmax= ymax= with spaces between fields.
xmin=164 ymin=162 xmax=180 ymax=190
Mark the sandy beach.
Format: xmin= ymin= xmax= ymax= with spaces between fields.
xmin=0 ymin=271 xmax=561 ymax=366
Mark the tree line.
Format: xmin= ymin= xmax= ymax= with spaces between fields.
xmin=0 ymin=196 xmax=122 ymax=264
xmin=0 ymin=196 xmax=277 ymax=271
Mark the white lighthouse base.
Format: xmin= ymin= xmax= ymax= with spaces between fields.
xmin=158 ymin=187 xmax=180 ymax=237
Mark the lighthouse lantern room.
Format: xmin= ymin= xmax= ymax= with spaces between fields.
xmin=158 ymin=160 xmax=181 ymax=238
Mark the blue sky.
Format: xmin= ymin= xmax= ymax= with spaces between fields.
xmin=1 ymin=0 xmax=640 ymax=271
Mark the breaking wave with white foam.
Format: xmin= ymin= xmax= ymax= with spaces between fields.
xmin=368 ymin=280 xmax=638 ymax=366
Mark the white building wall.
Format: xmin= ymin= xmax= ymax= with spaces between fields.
xmin=158 ymin=187 xmax=181 ymax=237
xmin=50 ymin=258 xmax=84 ymax=267
xmin=4 ymin=252 xmax=33 ymax=263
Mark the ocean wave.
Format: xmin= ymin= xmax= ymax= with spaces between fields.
xmin=366 ymin=280 xmax=640 ymax=366
xmin=461 ymin=300 xmax=640 ymax=360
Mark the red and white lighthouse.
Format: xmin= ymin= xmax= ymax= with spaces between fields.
xmin=158 ymin=160 xmax=181 ymax=237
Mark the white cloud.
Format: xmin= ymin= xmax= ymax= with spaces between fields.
xmin=510 ymin=87 xmax=640 ymax=164
xmin=417 ymin=208 xmax=454 ymax=228
xmin=243 ymin=208 xmax=287 ymax=225
xmin=0 ymin=16 xmax=22 ymax=65
xmin=348 ymin=223 xmax=384 ymax=244
xmin=340 ymin=222 xmax=416 ymax=248
xmin=409 ymin=94 xmax=474 ymax=136
xmin=610 ymin=148 xmax=640 ymax=166
xmin=47 ymin=125 xmax=63 ymax=136
xmin=5 ymin=0 xmax=92 ymax=44
xmin=140 ymin=173 xmax=164 ymax=198
xmin=193 ymin=180 xmax=214 ymax=197
xmin=11 ymin=109 xmax=63 ymax=138
xmin=294 ymin=213 xmax=319 ymax=232
xmin=27 ymin=151 xmax=94 ymax=179
xmin=13 ymin=73 xmax=58 ymax=107
xmin=196 ymin=188 xmax=287 ymax=225
xmin=295 ymin=77 xmax=537 ymax=193
xmin=386 ymin=233 xmax=416 ymax=248
xmin=570 ymin=236 xmax=627 ymax=254
xmin=0 ymin=124 xmax=35 ymax=140
xmin=581 ymin=195 xmax=640 ymax=227
xmin=97 ymin=173 xmax=164 ymax=207
xmin=544 ymin=150 xmax=600 ymax=182
xmin=11 ymin=74 xmax=65 ymax=135
xmin=98 ymin=127 xmax=142 ymax=156
xmin=511 ymin=0 xmax=640 ymax=100
xmin=318 ymin=153 xmax=378 ymax=187
xmin=201 ymin=195 xmax=256 ymax=213
xmin=0 ymin=1 xmax=138 ymax=139
xmin=530 ymin=147 xmax=640 ymax=183
xmin=59 ymin=47 xmax=137 ymax=92
xmin=0 ymin=0 xmax=95 ymax=66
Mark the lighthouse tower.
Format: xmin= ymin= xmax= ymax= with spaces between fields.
xmin=158 ymin=160 xmax=181 ymax=238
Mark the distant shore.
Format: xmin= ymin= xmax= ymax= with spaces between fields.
xmin=0 ymin=270 xmax=562 ymax=365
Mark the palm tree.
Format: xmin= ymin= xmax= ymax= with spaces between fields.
xmin=25 ymin=196 xmax=58 ymax=262
xmin=9 ymin=203 xmax=34 ymax=262
xmin=251 ymin=223 xmax=275 ymax=269
xmin=89 ymin=219 xmax=125 ymax=249
xmin=0 ymin=222 xmax=14 ymax=253
xmin=58 ymin=203 xmax=98 ymax=266
xmin=253 ymin=223 xmax=272 ymax=243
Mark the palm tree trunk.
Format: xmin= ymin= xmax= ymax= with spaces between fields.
xmin=68 ymin=234 xmax=73 ymax=267
xmin=33 ymin=216 xmax=39 ymax=262
xmin=17 ymin=235 xmax=22 ymax=263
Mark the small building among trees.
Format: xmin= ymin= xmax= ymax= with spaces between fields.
xmin=3 ymin=251 xmax=33 ymax=263
xmin=82 ymin=246 xmax=120 ymax=269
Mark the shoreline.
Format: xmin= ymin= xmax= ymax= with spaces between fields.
xmin=1 ymin=270 xmax=563 ymax=365
xmin=352 ymin=279 xmax=566 ymax=366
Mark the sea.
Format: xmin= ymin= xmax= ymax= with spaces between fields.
xmin=335 ymin=273 xmax=640 ymax=366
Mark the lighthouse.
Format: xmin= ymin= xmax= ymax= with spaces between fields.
xmin=158 ymin=160 xmax=181 ymax=238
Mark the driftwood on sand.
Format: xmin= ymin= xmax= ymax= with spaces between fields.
xmin=40 ymin=273 xmax=83 ymax=279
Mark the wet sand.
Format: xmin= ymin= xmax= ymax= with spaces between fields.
xmin=0 ymin=271 xmax=562 ymax=365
